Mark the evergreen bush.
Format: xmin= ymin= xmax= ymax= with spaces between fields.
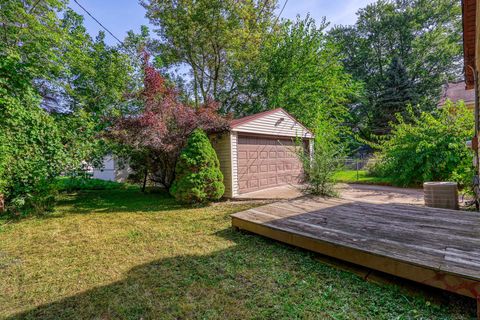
xmin=170 ymin=129 xmax=225 ymax=203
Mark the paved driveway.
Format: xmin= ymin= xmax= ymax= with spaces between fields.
xmin=338 ymin=183 xmax=424 ymax=205
xmin=236 ymin=183 xmax=425 ymax=206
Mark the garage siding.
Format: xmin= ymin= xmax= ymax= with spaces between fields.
xmin=210 ymin=133 xmax=233 ymax=197
xmin=232 ymin=110 xmax=313 ymax=138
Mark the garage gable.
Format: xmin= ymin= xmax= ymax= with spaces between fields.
xmin=231 ymin=108 xmax=314 ymax=139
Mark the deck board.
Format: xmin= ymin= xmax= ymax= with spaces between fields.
xmin=231 ymin=197 xmax=480 ymax=300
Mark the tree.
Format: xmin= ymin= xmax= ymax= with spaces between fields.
xmin=170 ymin=129 xmax=224 ymax=203
xmin=0 ymin=0 xmax=67 ymax=94
xmin=0 ymin=2 xmax=135 ymax=214
xmin=141 ymin=0 xmax=276 ymax=108
xmin=373 ymin=56 xmax=416 ymax=134
xmin=109 ymin=53 xmax=229 ymax=189
xmin=330 ymin=0 xmax=462 ymax=138
xmin=233 ymin=16 xmax=360 ymax=133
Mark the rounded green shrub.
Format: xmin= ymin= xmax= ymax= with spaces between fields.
xmin=170 ymin=129 xmax=224 ymax=204
xmin=372 ymin=102 xmax=474 ymax=188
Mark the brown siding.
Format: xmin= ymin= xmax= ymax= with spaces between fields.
xmin=463 ymin=0 xmax=476 ymax=88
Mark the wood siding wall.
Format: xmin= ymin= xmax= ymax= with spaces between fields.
xmin=210 ymin=133 xmax=233 ymax=198
xmin=233 ymin=110 xmax=313 ymax=139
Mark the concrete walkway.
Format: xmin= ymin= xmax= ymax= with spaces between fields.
xmin=235 ymin=183 xmax=425 ymax=205
xmin=234 ymin=184 xmax=304 ymax=200
xmin=338 ymin=183 xmax=424 ymax=205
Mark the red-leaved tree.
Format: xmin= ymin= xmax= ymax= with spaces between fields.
xmin=109 ymin=52 xmax=229 ymax=189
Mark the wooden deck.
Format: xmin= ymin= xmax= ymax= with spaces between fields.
xmin=231 ymin=197 xmax=480 ymax=317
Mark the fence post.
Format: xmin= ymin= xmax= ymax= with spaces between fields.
xmin=356 ymin=159 xmax=359 ymax=181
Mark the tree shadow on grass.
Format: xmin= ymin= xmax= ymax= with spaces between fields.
xmin=7 ymin=228 xmax=475 ymax=320
xmin=53 ymin=188 xmax=193 ymax=216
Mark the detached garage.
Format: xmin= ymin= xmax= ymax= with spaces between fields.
xmin=210 ymin=108 xmax=314 ymax=198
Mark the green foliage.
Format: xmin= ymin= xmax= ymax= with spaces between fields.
xmin=60 ymin=10 xmax=133 ymax=117
xmin=372 ymin=102 xmax=474 ymax=187
xmin=142 ymin=0 xmax=276 ymax=107
xmin=55 ymin=177 xmax=125 ymax=192
xmin=0 ymin=3 xmax=135 ymax=215
xmin=300 ymin=120 xmax=342 ymax=196
xmin=235 ymin=16 xmax=360 ymax=133
xmin=170 ymin=129 xmax=224 ymax=203
xmin=0 ymin=0 xmax=67 ymax=87
xmin=0 ymin=89 xmax=65 ymax=215
xmin=374 ymin=56 xmax=416 ymax=134
xmin=330 ymin=0 xmax=462 ymax=138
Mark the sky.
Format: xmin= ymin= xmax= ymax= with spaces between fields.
xmin=69 ymin=0 xmax=376 ymax=46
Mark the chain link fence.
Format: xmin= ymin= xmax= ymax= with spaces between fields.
xmin=337 ymin=157 xmax=379 ymax=181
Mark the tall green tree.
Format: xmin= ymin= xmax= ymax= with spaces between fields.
xmin=235 ymin=16 xmax=360 ymax=133
xmin=0 ymin=0 xmax=67 ymax=96
xmin=373 ymin=56 xmax=416 ymax=134
xmin=141 ymin=0 xmax=277 ymax=108
xmin=330 ymin=0 xmax=462 ymax=137
xmin=0 ymin=2 xmax=135 ymax=214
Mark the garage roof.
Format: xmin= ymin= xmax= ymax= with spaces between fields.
xmin=231 ymin=108 xmax=314 ymax=138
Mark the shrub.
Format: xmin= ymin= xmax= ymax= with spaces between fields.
xmin=170 ymin=129 xmax=224 ymax=203
xmin=55 ymin=177 xmax=125 ymax=192
xmin=300 ymin=121 xmax=342 ymax=197
xmin=372 ymin=102 xmax=474 ymax=188
xmin=0 ymin=91 xmax=65 ymax=215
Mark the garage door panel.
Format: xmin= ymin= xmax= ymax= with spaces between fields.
xmin=237 ymin=135 xmax=304 ymax=194
xmin=238 ymin=166 xmax=248 ymax=174
xmin=260 ymin=178 xmax=269 ymax=186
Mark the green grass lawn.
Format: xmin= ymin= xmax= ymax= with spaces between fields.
xmin=0 ymin=188 xmax=475 ymax=319
xmin=334 ymin=170 xmax=393 ymax=185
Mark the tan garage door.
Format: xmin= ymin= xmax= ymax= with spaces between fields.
xmin=237 ymin=135 xmax=304 ymax=194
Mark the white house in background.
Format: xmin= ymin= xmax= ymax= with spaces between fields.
xmin=91 ymin=155 xmax=131 ymax=182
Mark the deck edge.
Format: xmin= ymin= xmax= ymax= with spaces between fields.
xmin=231 ymin=215 xmax=480 ymax=299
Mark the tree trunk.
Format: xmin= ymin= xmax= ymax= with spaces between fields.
xmin=141 ymin=169 xmax=148 ymax=193
xmin=0 ymin=193 xmax=4 ymax=213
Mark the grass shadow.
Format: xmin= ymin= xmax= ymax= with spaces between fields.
xmin=7 ymin=225 xmax=475 ymax=320
xmin=53 ymin=188 xmax=189 ymax=216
